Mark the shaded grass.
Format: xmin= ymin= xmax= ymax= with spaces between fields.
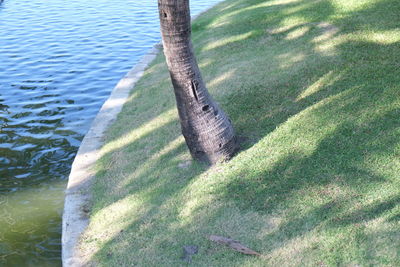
xmin=81 ymin=0 xmax=400 ymax=266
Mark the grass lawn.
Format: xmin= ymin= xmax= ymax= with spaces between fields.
xmin=80 ymin=0 xmax=400 ymax=265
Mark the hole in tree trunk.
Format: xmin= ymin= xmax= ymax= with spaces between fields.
xmin=163 ymin=12 xmax=167 ymax=18
xmin=214 ymin=109 xmax=219 ymax=116
xmin=219 ymin=143 xmax=222 ymax=148
xmin=202 ymin=105 xmax=210 ymax=112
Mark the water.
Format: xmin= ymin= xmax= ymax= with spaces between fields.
xmin=0 ymin=0 xmax=221 ymax=265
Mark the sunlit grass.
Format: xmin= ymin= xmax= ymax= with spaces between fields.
xmin=81 ymin=0 xmax=400 ymax=265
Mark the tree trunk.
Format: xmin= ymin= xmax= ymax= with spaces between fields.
xmin=158 ymin=0 xmax=237 ymax=164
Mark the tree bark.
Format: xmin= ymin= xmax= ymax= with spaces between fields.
xmin=158 ymin=0 xmax=237 ymax=164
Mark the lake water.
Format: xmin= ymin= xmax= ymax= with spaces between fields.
xmin=0 ymin=0 xmax=221 ymax=265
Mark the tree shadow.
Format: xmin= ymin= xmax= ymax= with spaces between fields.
xmin=220 ymin=106 xmax=400 ymax=209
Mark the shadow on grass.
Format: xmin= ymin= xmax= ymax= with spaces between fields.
xmin=86 ymin=0 xmax=400 ymax=265
xmin=223 ymin=108 xmax=400 ymax=211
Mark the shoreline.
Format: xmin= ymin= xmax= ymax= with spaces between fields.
xmin=61 ymin=45 xmax=160 ymax=267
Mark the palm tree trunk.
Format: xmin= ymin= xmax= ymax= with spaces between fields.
xmin=158 ymin=0 xmax=237 ymax=164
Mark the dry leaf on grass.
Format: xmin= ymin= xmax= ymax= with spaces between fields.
xmin=208 ymin=235 xmax=261 ymax=256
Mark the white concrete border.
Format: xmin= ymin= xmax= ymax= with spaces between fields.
xmin=61 ymin=45 xmax=160 ymax=267
xmin=62 ymin=5 xmax=218 ymax=267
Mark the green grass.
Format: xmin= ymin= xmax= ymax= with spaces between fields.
xmin=80 ymin=0 xmax=400 ymax=265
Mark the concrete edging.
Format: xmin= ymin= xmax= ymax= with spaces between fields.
xmin=61 ymin=44 xmax=160 ymax=267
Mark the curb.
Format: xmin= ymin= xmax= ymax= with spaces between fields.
xmin=61 ymin=44 xmax=161 ymax=267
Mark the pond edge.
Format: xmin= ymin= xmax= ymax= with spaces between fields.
xmin=61 ymin=44 xmax=161 ymax=267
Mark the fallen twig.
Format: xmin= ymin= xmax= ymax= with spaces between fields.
xmin=208 ymin=235 xmax=261 ymax=256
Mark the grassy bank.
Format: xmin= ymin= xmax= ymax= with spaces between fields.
xmin=80 ymin=0 xmax=400 ymax=265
